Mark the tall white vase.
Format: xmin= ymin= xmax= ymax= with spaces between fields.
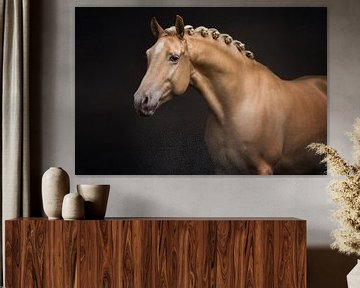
xmin=347 ymin=259 xmax=360 ymax=288
xmin=42 ymin=167 xmax=70 ymax=219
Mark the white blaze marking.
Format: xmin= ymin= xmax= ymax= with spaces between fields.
xmin=154 ymin=41 xmax=165 ymax=55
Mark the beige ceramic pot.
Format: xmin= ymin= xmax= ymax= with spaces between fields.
xmin=62 ymin=192 xmax=85 ymax=220
xmin=77 ymin=184 xmax=110 ymax=219
xmin=42 ymin=167 xmax=70 ymax=219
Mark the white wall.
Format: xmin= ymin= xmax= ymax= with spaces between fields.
xmin=32 ymin=0 xmax=360 ymax=248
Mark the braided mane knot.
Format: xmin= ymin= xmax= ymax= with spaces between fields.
xmin=184 ymin=25 xmax=255 ymax=59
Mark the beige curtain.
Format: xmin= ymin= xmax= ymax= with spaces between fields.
xmin=0 ymin=0 xmax=30 ymax=284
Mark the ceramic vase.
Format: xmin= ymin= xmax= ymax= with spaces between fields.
xmin=77 ymin=184 xmax=110 ymax=219
xmin=62 ymin=192 xmax=85 ymax=220
xmin=347 ymin=259 xmax=360 ymax=288
xmin=42 ymin=167 xmax=70 ymax=219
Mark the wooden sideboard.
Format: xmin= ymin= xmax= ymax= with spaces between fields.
xmin=5 ymin=218 xmax=306 ymax=287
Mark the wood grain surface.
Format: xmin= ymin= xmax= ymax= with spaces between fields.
xmin=6 ymin=218 xmax=306 ymax=287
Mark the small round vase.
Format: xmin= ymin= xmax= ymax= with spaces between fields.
xmin=62 ymin=192 xmax=85 ymax=220
xmin=77 ymin=184 xmax=110 ymax=219
xmin=42 ymin=167 xmax=70 ymax=219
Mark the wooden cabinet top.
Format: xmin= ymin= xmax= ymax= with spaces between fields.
xmin=6 ymin=217 xmax=305 ymax=222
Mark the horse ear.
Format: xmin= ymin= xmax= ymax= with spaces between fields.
xmin=175 ymin=15 xmax=185 ymax=39
xmin=150 ymin=17 xmax=164 ymax=38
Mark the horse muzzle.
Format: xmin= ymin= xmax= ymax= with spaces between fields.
xmin=133 ymin=91 xmax=160 ymax=117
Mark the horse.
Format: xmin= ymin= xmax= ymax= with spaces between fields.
xmin=134 ymin=15 xmax=327 ymax=175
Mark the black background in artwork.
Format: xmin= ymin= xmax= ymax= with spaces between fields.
xmin=75 ymin=7 xmax=327 ymax=175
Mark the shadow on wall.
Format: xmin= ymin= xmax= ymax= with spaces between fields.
xmin=29 ymin=0 xmax=46 ymax=216
xmin=108 ymin=192 xmax=183 ymax=217
xmin=308 ymin=248 xmax=357 ymax=288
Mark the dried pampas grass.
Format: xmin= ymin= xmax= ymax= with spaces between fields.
xmin=308 ymin=118 xmax=360 ymax=256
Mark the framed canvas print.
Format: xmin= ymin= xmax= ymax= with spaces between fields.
xmin=75 ymin=7 xmax=327 ymax=175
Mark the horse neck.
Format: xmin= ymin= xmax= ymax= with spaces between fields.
xmin=186 ymin=36 xmax=273 ymax=124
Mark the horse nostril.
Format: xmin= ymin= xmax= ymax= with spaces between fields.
xmin=142 ymin=96 xmax=149 ymax=105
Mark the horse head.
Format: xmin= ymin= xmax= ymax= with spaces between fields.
xmin=134 ymin=15 xmax=191 ymax=116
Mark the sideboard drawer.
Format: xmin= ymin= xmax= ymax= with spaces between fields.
xmin=6 ymin=218 xmax=306 ymax=287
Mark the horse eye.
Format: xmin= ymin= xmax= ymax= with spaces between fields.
xmin=169 ymin=54 xmax=180 ymax=63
